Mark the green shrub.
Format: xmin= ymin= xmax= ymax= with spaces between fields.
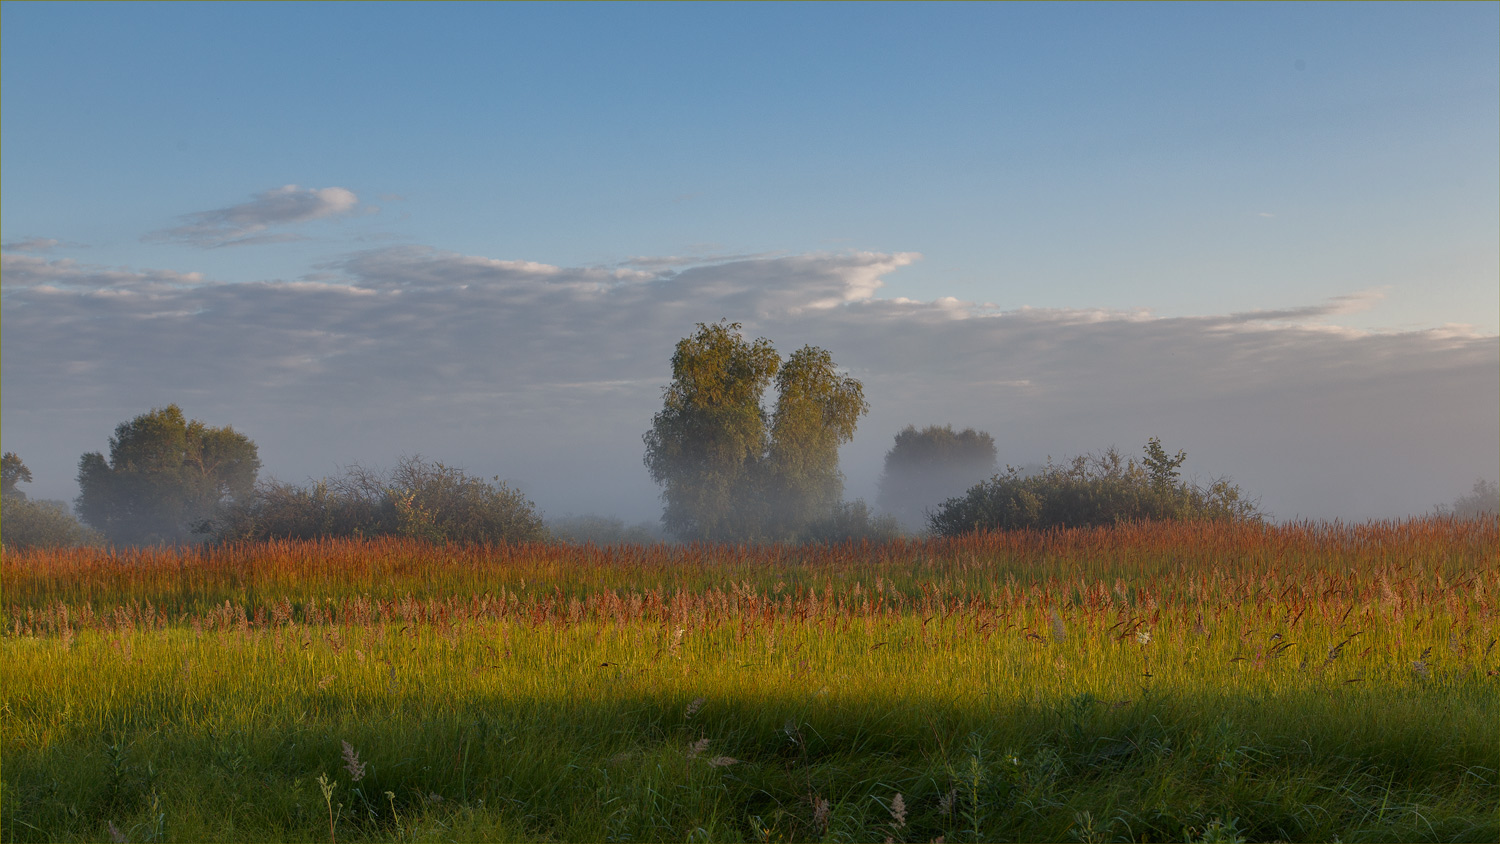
xmin=929 ymin=440 xmax=1259 ymax=536
xmin=210 ymin=456 xmax=545 ymax=544
xmin=1 ymin=453 xmax=105 ymax=550
xmin=1 ymin=497 xmax=105 ymax=550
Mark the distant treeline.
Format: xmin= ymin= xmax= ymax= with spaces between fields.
xmin=3 ymin=380 xmax=1496 ymax=551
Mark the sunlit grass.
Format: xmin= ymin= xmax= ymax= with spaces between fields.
xmin=2 ymin=517 xmax=1496 ymax=842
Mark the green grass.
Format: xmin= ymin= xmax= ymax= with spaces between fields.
xmin=4 ymin=612 xmax=1495 ymax=842
xmin=2 ymin=522 xmax=1497 ymax=842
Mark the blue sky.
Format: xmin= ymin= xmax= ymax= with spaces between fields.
xmin=3 ymin=2 xmax=1497 ymax=522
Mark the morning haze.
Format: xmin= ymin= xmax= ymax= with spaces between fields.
xmin=2 ymin=3 xmax=1496 ymax=526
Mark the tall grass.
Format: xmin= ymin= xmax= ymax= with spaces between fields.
xmin=2 ymin=517 xmax=1495 ymax=842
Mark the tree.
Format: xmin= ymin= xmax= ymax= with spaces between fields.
xmin=1436 ymin=478 xmax=1499 ymax=522
xmin=643 ymin=321 xmax=868 ymax=542
xmin=2 ymin=452 xmax=33 ymax=499
xmin=643 ymin=321 xmax=780 ymax=541
xmin=1141 ymin=436 xmax=1187 ymax=490
xmin=876 ymin=425 xmax=997 ymax=532
xmin=767 ymin=346 xmax=869 ymax=533
xmin=76 ymin=405 xmax=260 ymax=545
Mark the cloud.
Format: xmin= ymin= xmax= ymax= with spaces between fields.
xmin=145 ymin=185 xmax=363 ymax=248
xmin=0 ymin=253 xmax=205 ymax=291
xmin=1 ymin=237 xmax=66 ymax=253
xmin=617 ymin=252 xmax=779 ymax=271
xmin=1218 ymin=288 xmax=1387 ymax=325
xmin=1 ymin=247 xmax=1495 ymax=523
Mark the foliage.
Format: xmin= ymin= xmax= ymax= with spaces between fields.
xmin=1 ymin=453 xmax=106 ymax=550
xmin=644 ymin=321 xmax=867 ymax=541
xmin=797 ymin=498 xmax=903 ymax=544
xmin=2 ymin=452 xmax=33 ymax=499
xmin=876 ymin=425 xmax=998 ymax=531
xmin=643 ymin=321 xmax=781 ymax=541
xmin=1141 ymin=436 xmax=1187 ymax=489
xmin=929 ymin=439 xmax=1259 ymax=536
xmin=1435 ymin=478 xmax=1499 ymax=522
xmin=2 ymin=498 xmax=104 ymax=551
xmin=75 ymin=405 xmax=260 ymax=545
xmin=547 ymin=513 xmax=666 ymax=545
xmin=766 ymin=346 xmax=869 ymax=533
xmin=210 ymin=456 xmax=546 ymax=545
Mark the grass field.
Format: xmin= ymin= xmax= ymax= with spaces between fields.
xmin=2 ymin=518 xmax=1496 ymax=843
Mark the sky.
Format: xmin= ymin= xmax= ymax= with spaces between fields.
xmin=3 ymin=2 xmax=1497 ymax=525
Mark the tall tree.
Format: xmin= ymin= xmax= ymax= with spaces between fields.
xmin=643 ymin=321 xmax=867 ymax=541
xmin=643 ymin=322 xmax=780 ymax=541
xmin=767 ymin=345 xmax=868 ymax=534
xmin=76 ymin=405 xmax=260 ymax=545
xmin=876 ymin=425 xmax=998 ymax=531
xmin=2 ymin=453 xmax=33 ymax=499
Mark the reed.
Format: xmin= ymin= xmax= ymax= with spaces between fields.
xmin=2 ymin=517 xmax=1495 ymax=842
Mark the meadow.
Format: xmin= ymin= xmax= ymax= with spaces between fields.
xmin=2 ymin=518 xmax=1496 ymax=843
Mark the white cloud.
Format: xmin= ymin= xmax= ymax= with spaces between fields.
xmin=145 ymin=185 xmax=363 ymax=248
xmin=1 ymin=246 xmax=1495 ymax=523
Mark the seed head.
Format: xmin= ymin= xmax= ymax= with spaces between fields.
xmin=938 ymin=787 xmax=957 ymax=816
xmin=889 ymin=792 xmax=907 ymax=829
xmin=341 ymin=740 xmax=366 ymax=782
xmin=813 ymin=796 xmax=831 ymax=832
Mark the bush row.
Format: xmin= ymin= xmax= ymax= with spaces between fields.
xmin=208 ymin=457 xmax=547 ymax=545
xmin=928 ymin=445 xmax=1261 ymax=536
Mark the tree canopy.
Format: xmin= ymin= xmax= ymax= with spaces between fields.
xmin=2 ymin=452 xmax=33 ymax=499
xmin=643 ymin=321 xmax=868 ymax=542
xmin=767 ymin=346 xmax=869 ymax=531
xmin=76 ymin=405 xmax=260 ymax=545
xmin=876 ymin=425 xmax=998 ymax=532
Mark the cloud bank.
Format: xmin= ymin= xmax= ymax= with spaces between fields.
xmin=2 ymin=247 xmax=1495 ymax=523
xmin=144 ymin=185 xmax=363 ymax=248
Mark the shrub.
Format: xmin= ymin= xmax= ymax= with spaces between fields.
xmin=547 ymin=514 xmax=666 ymax=545
xmin=1 ymin=497 xmax=105 ymax=550
xmin=1434 ymin=478 xmax=1499 ymax=522
xmin=799 ymin=499 xmax=904 ymax=544
xmin=210 ymin=456 xmax=546 ymax=544
xmin=928 ymin=441 xmax=1259 ymax=536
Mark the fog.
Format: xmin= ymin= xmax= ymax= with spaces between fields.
xmin=2 ymin=248 xmax=1496 ymax=527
